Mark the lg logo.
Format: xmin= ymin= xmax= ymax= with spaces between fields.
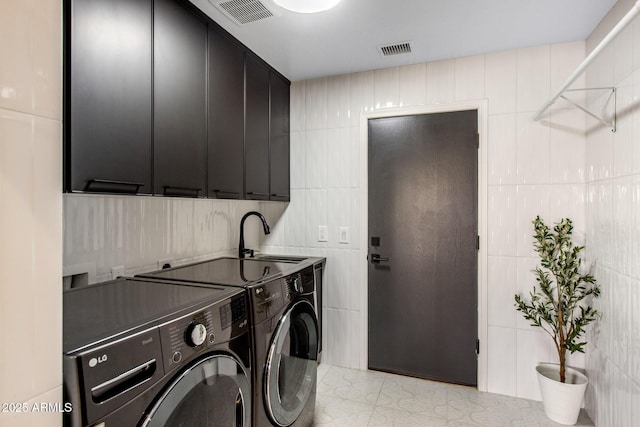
xmin=88 ymin=354 xmax=108 ymax=368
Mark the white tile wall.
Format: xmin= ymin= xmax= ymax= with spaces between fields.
xmin=0 ymin=0 xmax=61 ymax=120
xmin=516 ymin=45 xmax=551 ymax=113
xmin=63 ymin=196 xmax=261 ymax=282
xmin=516 ymin=114 xmax=551 ymax=184
xmin=485 ymin=51 xmax=517 ymax=115
xmin=454 ymin=55 xmax=485 ymax=101
xmin=487 ymin=256 xmax=517 ymax=329
xmin=399 ymin=63 xmax=426 ymax=107
xmin=373 ymin=67 xmax=400 ymax=109
xmin=487 ymin=326 xmax=517 ymax=396
xmin=327 ymin=74 xmax=351 ymax=129
xmin=488 ymin=114 xmax=517 ymax=185
xmin=549 ymin=109 xmax=587 ymax=184
xmin=426 ymin=59 xmax=455 ymax=105
xmin=305 ymin=130 xmax=328 ymax=188
xmin=265 ymin=40 xmax=591 ymax=404
xmin=487 ymin=185 xmax=518 ymax=256
xmin=0 ymin=0 xmax=62 ymax=425
xmin=584 ymin=0 xmax=640 ymax=424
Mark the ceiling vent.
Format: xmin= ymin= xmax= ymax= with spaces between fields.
xmin=378 ymin=42 xmax=413 ymax=57
xmin=210 ymin=0 xmax=281 ymax=25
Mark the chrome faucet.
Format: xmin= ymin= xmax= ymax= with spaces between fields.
xmin=239 ymin=211 xmax=271 ymax=258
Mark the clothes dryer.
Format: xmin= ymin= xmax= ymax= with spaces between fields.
xmin=249 ymin=265 xmax=319 ymax=427
xmin=63 ymin=277 xmax=251 ymax=427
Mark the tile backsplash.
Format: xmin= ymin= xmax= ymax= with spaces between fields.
xmin=63 ymin=195 xmax=263 ymax=282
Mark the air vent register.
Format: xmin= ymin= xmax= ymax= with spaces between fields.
xmin=211 ymin=0 xmax=280 ymax=25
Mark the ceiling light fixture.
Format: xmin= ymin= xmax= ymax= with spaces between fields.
xmin=272 ymin=0 xmax=342 ymax=14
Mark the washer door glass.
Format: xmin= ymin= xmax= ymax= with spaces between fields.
xmin=141 ymin=354 xmax=250 ymax=427
xmin=265 ymin=300 xmax=318 ymax=426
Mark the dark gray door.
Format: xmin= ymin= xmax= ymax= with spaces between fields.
xmin=368 ymin=110 xmax=478 ymax=386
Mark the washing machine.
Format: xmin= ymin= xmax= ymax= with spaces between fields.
xmin=250 ymin=265 xmax=319 ymax=427
xmin=137 ymin=257 xmax=322 ymax=426
xmin=63 ymin=277 xmax=251 ymax=427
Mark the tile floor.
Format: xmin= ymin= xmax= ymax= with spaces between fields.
xmin=314 ymin=364 xmax=594 ymax=426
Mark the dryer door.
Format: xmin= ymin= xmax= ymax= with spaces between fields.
xmin=141 ymin=354 xmax=250 ymax=427
xmin=265 ymin=300 xmax=319 ymax=426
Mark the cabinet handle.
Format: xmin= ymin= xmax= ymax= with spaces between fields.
xmin=162 ymin=186 xmax=201 ymax=197
xmin=212 ymin=190 xmax=240 ymax=199
xmin=246 ymin=192 xmax=269 ymax=197
xmin=84 ymin=179 xmax=144 ymax=194
xmin=270 ymin=193 xmax=289 ymax=198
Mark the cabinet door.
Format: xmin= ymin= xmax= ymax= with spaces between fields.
xmin=269 ymin=73 xmax=290 ymax=201
xmin=245 ymin=55 xmax=270 ymax=200
xmin=208 ymin=28 xmax=244 ymax=199
xmin=67 ymin=0 xmax=152 ymax=194
xmin=153 ymin=0 xmax=207 ymax=197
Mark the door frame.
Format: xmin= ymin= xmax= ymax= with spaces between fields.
xmin=359 ymin=100 xmax=488 ymax=391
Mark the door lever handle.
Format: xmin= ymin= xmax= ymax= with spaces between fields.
xmin=370 ymin=254 xmax=390 ymax=264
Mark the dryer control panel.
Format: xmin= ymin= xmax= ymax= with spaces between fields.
xmin=251 ymin=265 xmax=316 ymax=323
xmin=284 ymin=266 xmax=315 ymax=298
xmin=251 ymin=278 xmax=285 ymax=323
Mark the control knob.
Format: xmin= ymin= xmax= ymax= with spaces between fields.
xmin=185 ymin=323 xmax=207 ymax=347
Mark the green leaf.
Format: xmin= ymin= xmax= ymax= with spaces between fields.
xmin=514 ymin=216 xmax=601 ymax=371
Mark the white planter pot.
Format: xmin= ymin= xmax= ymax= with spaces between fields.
xmin=536 ymin=363 xmax=588 ymax=425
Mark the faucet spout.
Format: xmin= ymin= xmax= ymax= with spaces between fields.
xmin=239 ymin=211 xmax=271 ymax=259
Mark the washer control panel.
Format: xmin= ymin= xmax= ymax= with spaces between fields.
xmin=159 ymin=294 xmax=247 ymax=373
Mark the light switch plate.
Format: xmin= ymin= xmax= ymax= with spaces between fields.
xmin=339 ymin=227 xmax=350 ymax=244
xmin=318 ymin=225 xmax=328 ymax=242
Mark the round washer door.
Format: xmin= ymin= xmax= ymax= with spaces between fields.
xmin=265 ymin=300 xmax=319 ymax=426
xmin=141 ymin=354 xmax=250 ymax=427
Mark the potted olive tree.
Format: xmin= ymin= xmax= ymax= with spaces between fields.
xmin=514 ymin=216 xmax=600 ymax=425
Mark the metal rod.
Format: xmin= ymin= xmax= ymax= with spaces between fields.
xmin=532 ymin=0 xmax=640 ymax=121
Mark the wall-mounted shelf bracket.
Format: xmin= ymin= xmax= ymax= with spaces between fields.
xmin=532 ymin=1 xmax=639 ymax=132
xmin=559 ymin=87 xmax=617 ymax=132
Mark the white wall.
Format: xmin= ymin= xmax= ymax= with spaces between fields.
xmin=0 ymin=0 xmax=62 ymax=425
xmin=584 ymin=0 xmax=640 ymax=425
xmin=262 ymin=41 xmax=591 ymax=401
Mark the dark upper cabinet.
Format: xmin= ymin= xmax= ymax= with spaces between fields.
xmin=65 ymin=0 xmax=291 ymax=200
xmin=269 ymin=73 xmax=291 ymax=201
xmin=245 ymin=55 xmax=271 ymax=200
xmin=153 ymin=0 xmax=207 ymax=197
xmin=208 ymin=28 xmax=245 ymax=199
xmin=66 ymin=0 xmax=153 ymax=194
